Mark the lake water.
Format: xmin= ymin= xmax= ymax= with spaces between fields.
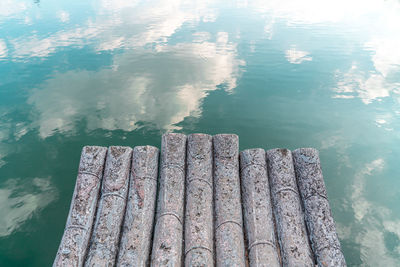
xmin=1 ymin=0 xmax=400 ymax=266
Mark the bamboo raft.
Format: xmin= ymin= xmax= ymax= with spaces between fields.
xmin=54 ymin=133 xmax=346 ymax=267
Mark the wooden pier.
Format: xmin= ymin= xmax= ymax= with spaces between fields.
xmin=54 ymin=133 xmax=346 ymax=267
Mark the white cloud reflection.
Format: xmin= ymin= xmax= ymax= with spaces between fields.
xmin=319 ymin=124 xmax=400 ymax=263
xmin=12 ymin=26 xmax=101 ymax=59
xmin=332 ymin=65 xmax=396 ymax=104
xmin=351 ymin=158 xmax=384 ymax=221
xmin=11 ymin=0 xmax=243 ymax=137
xmin=320 ymin=142 xmax=400 ymax=264
xmin=333 ymin=2 xmax=400 ymax=104
xmin=28 ymin=34 xmax=244 ymax=138
xmin=57 ymin=10 xmax=70 ymax=23
xmin=0 ymin=177 xmax=57 ymax=237
xmin=0 ymin=40 xmax=7 ymax=59
xmin=0 ymin=0 xmax=29 ymax=20
xmin=244 ymin=0 xmax=400 ymax=105
xmin=285 ymin=46 xmax=312 ymax=64
xmin=247 ymin=0 xmax=400 ymax=25
xmin=366 ymin=38 xmax=400 ymax=78
xmin=348 ymin=159 xmax=400 ymax=265
xmin=8 ymin=0 xmax=219 ymax=59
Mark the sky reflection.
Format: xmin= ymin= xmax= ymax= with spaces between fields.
xmin=0 ymin=177 xmax=57 ymax=237
xmin=27 ymin=34 xmax=243 ymax=137
xmin=0 ymin=0 xmax=400 ymax=266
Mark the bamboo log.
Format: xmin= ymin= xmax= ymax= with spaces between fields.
xmin=54 ymin=137 xmax=347 ymax=267
xmin=116 ymin=146 xmax=159 ymax=267
xmin=240 ymin=149 xmax=280 ymax=267
xmin=266 ymin=148 xmax=314 ymax=266
xmin=53 ymin=146 xmax=107 ymax=267
xmin=184 ymin=134 xmax=214 ymax=266
xmin=213 ymin=134 xmax=246 ymax=267
xmin=84 ymin=146 xmax=132 ymax=267
xmin=151 ymin=133 xmax=187 ymax=267
xmin=292 ymin=148 xmax=346 ymax=267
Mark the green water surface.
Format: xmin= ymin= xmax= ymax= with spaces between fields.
xmin=1 ymin=0 xmax=400 ymax=266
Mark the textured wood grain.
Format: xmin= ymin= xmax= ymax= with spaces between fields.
xmin=213 ymin=134 xmax=246 ymax=267
xmin=293 ymin=148 xmax=346 ymax=267
xmin=151 ymin=133 xmax=187 ymax=267
xmin=240 ymin=148 xmax=280 ymax=267
xmin=85 ymin=146 xmax=132 ymax=267
xmin=117 ymin=146 xmax=159 ymax=267
xmin=266 ymin=148 xmax=314 ymax=267
xmin=55 ymin=137 xmax=346 ymax=267
xmin=54 ymin=146 xmax=107 ymax=267
xmin=185 ymin=134 xmax=214 ymax=267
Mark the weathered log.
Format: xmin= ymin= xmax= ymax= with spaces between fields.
xmin=116 ymin=146 xmax=159 ymax=267
xmin=240 ymin=148 xmax=280 ymax=267
xmin=213 ymin=134 xmax=246 ymax=267
xmin=184 ymin=134 xmax=214 ymax=267
xmin=266 ymin=148 xmax=314 ymax=266
xmin=151 ymin=133 xmax=187 ymax=267
xmin=84 ymin=146 xmax=132 ymax=267
xmin=53 ymin=146 xmax=107 ymax=267
xmin=292 ymin=148 xmax=346 ymax=267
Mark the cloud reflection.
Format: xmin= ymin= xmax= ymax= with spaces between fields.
xmin=0 ymin=177 xmax=57 ymax=237
xmin=333 ymin=63 xmax=400 ymax=104
xmin=0 ymin=0 xmax=29 ymax=20
xmin=321 ymin=137 xmax=400 ymax=264
xmin=366 ymin=38 xmax=400 ymax=78
xmin=3 ymin=0 xmax=243 ymax=137
xmin=247 ymin=0 xmax=400 ymax=25
xmin=8 ymin=0 xmax=219 ymax=59
xmin=0 ymin=40 xmax=7 ymax=59
xmin=245 ymin=0 xmax=400 ymax=105
xmin=28 ymin=34 xmax=244 ymax=138
xmin=57 ymin=10 xmax=70 ymax=23
xmin=285 ymin=46 xmax=312 ymax=64
xmin=347 ymin=159 xmax=400 ymax=265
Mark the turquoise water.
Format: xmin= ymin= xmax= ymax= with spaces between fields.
xmin=1 ymin=0 xmax=400 ymax=265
